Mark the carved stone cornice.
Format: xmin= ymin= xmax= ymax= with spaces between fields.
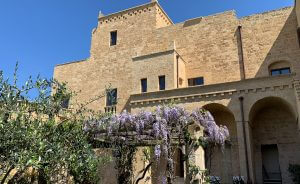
xmin=129 ymin=74 xmax=295 ymax=106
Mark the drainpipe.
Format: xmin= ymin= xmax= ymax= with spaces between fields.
xmin=238 ymin=25 xmax=246 ymax=80
xmin=176 ymin=55 xmax=179 ymax=88
xmin=239 ymin=96 xmax=251 ymax=183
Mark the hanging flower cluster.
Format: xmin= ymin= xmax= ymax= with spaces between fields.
xmin=190 ymin=108 xmax=230 ymax=145
xmin=84 ymin=105 xmax=229 ymax=184
xmin=84 ymin=105 xmax=229 ymax=151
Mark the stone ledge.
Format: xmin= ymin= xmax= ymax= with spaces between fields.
xmin=98 ymin=1 xmax=173 ymax=25
xmin=240 ymin=6 xmax=293 ymax=20
xmin=130 ymin=89 xmax=237 ymax=105
xmin=132 ymin=49 xmax=174 ymax=61
xmin=129 ymin=74 xmax=295 ymax=105
xmin=55 ymin=59 xmax=88 ymax=67
xmin=98 ymin=2 xmax=155 ymax=22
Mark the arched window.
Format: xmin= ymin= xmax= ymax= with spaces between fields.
xmin=268 ymin=61 xmax=291 ymax=76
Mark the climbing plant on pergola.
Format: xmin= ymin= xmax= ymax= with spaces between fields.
xmin=84 ymin=105 xmax=230 ymax=184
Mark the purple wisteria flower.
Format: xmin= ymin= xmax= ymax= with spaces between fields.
xmin=154 ymin=145 xmax=161 ymax=159
xmin=153 ymin=122 xmax=160 ymax=138
xmin=85 ymin=105 xmax=229 ymax=147
xmin=161 ymin=175 xmax=167 ymax=184
xmin=191 ymin=108 xmax=229 ymax=145
xmin=83 ymin=105 xmax=230 ymax=184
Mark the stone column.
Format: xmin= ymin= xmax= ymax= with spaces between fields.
xmin=235 ymin=120 xmax=255 ymax=183
xmin=244 ymin=121 xmax=255 ymax=183
xmin=293 ymin=79 xmax=300 ymax=131
xmin=187 ymin=124 xmax=205 ymax=184
xmin=236 ymin=120 xmax=249 ymax=181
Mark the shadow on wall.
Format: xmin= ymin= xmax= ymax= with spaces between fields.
xmin=248 ymin=96 xmax=300 ymax=184
xmin=224 ymin=9 xmax=300 ymax=183
xmin=247 ymin=9 xmax=300 ymax=78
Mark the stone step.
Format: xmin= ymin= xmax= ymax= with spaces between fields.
xmin=263 ymin=179 xmax=282 ymax=184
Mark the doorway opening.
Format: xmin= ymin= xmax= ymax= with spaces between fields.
xmin=261 ymin=144 xmax=282 ymax=184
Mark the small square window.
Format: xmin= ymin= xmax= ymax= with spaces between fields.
xmin=188 ymin=77 xmax=204 ymax=86
xmin=141 ymin=78 xmax=147 ymax=93
xmin=159 ymin=76 xmax=165 ymax=90
xmin=110 ymin=31 xmax=117 ymax=46
xmin=61 ymin=97 xmax=70 ymax=109
xmin=106 ymin=88 xmax=117 ymax=106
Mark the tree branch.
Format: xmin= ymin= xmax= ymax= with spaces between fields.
xmin=135 ymin=162 xmax=153 ymax=184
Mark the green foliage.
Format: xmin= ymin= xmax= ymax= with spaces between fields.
xmin=114 ymin=144 xmax=136 ymax=184
xmin=0 ymin=64 xmax=106 ymax=183
xmin=189 ymin=165 xmax=201 ymax=182
xmin=142 ymin=147 xmax=151 ymax=162
xmin=289 ymin=164 xmax=300 ymax=184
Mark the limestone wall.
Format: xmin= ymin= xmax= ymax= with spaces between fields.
xmin=52 ymin=2 xmax=300 ymax=183
xmin=240 ymin=7 xmax=300 ymax=78
xmin=177 ymin=55 xmax=187 ymax=88
xmin=296 ymin=0 xmax=300 ymax=27
xmin=54 ymin=5 xmax=242 ymax=112
xmin=132 ymin=50 xmax=176 ymax=94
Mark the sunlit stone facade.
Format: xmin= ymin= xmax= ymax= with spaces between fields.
xmin=54 ymin=1 xmax=300 ymax=183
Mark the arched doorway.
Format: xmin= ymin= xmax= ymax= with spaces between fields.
xmin=249 ymin=96 xmax=300 ymax=184
xmin=203 ymin=103 xmax=240 ymax=184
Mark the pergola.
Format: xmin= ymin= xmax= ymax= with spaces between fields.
xmin=84 ymin=105 xmax=229 ymax=184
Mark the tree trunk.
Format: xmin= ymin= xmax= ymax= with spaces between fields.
xmin=38 ymin=169 xmax=47 ymax=184
xmin=7 ymin=169 xmax=26 ymax=184
xmin=184 ymin=144 xmax=190 ymax=184
xmin=1 ymin=166 xmax=13 ymax=184
xmin=135 ymin=162 xmax=153 ymax=184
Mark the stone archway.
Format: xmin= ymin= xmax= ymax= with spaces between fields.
xmin=249 ymin=96 xmax=300 ymax=184
xmin=203 ymin=103 xmax=240 ymax=184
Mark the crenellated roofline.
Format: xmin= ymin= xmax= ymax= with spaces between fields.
xmin=98 ymin=1 xmax=173 ymax=25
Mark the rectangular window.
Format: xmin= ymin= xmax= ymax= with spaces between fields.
xmin=106 ymin=88 xmax=117 ymax=106
xmin=270 ymin=68 xmax=291 ymax=76
xmin=188 ymin=77 xmax=204 ymax=86
xmin=141 ymin=78 xmax=147 ymax=93
xmin=61 ymin=97 xmax=70 ymax=109
xmin=110 ymin=31 xmax=117 ymax=46
xmin=159 ymin=75 xmax=165 ymax=90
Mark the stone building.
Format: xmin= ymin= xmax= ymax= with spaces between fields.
xmin=54 ymin=0 xmax=300 ymax=183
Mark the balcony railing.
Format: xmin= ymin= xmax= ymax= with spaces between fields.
xmin=104 ymin=106 xmax=117 ymax=114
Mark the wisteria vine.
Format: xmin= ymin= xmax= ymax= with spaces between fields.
xmin=84 ymin=105 xmax=229 ymax=183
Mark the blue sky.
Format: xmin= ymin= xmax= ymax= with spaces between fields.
xmin=0 ymin=0 xmax=294 ymax=85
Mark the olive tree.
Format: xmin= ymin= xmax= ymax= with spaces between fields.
xmin=0 ymin=64 xmax=107 ymax=184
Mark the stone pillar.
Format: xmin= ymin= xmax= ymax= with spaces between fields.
xmin=295 ymin=0 xmax=300 ymax=28
xmin=244 ymin=121 xmax=255 ymax=183
xmin=293 ymin=79 xmax=300 ymax=131
xmin=236 ymin=120 xmax=256 ymax=183
xmin=187 ymin=124 xmax=205 ymax=184
xmin=98 ymin=11 xmax=104 ymax=18
xmin=236 ymin=121 xmax=249 ymax=180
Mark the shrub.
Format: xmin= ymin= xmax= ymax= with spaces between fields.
xmin=289 ymin=164 xmax=300 ymax=184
